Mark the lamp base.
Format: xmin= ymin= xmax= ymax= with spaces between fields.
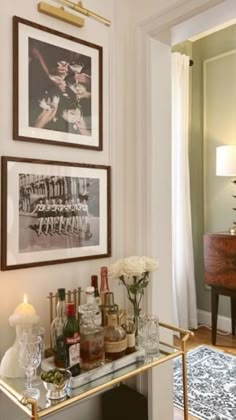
xmin=229 ymin=226 xmax=236 ymax=235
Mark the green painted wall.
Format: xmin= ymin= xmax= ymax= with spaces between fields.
xmin=174 ymin=24 xmax=236 ymax=319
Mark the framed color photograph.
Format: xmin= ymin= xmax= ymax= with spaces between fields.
xmin=1 ymin=156 xmax=111 ymax=270
xmin=13 ymin=16 xmax=103 ymax=150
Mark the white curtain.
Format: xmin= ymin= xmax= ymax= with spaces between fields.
xmin=171 ymin=52 xmax=198 ymax=329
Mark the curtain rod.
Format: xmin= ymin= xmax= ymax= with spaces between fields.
xmin=51 ymin=0 xmax=111 ymax=26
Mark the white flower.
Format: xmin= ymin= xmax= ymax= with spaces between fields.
xmin=108 ymin=260 xmax=125 ymax=278
xmin=123 ymin=256 xmax=146 ymax=276
xmin=108 ymin=255 xmax=159 ymax=279
xmin=141 ymin=256 xmax=159 ymax=272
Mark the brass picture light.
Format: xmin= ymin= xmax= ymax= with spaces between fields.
xmin=38 ymin=0 xmax=111 ymax=28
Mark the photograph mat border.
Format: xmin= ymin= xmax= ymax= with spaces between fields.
xmin=13 ymin=16 xmax=103 ymax=151
xmin=1 ymin=157 xmax=111 ymax=270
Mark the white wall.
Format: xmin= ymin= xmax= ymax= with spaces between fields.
xmin=0 ymin=0 xmax=115 ymax=355
xmin=0 ymin=1 xmax=118 ymax=419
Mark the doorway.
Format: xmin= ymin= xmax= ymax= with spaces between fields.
xmin=135 ymin=1 xmax=236 ymax=419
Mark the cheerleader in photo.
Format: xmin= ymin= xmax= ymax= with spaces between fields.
xmin=57 ymin=198 xmax=64 ymax=235
xmin=31 ymin=199 xmax=45 ymax=236
xmin=81 ymin=198 xmax=89 ymax=237
xmin=44 ymin=199 xmax=52 ymax=235
xmin=75 ymin=198 xmax=82 ymax=232
xmin=70 ymin=199 xmax=76 ymax=233
xmin=50 ymin=199 xmax=58 ymax=234
xmin=63 ymin=199 xmax=71 ymax=233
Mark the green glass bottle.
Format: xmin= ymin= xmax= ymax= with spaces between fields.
xmin=63 ymin=302 xmax=81 ymax=376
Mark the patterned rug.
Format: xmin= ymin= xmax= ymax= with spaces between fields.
xmin=173 ymin=346 xmax=236 ymax=420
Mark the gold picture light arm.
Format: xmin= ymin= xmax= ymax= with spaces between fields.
xmin=52 ymin=0 xmax=111 ymax=26
xmin=38 ymin=2 xmax=85 ymax=28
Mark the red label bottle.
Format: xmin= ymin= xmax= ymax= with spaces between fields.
xmin=63 ymin=302 xmax=81 ymax=376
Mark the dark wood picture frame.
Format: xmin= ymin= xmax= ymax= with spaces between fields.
xmin=1 ymin=156 xmax=111 ymax=270
xmin=13 ymin=16 xmax=103 ymax=150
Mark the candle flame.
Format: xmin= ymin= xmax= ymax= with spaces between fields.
xmin=23 ymin=294 xmax=28 ymax=304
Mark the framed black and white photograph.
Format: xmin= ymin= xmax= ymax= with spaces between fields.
xmin=1 ymin=156 xmax=111 ymax=270
xmin=13 ymin=16 xmax=103 ymax=150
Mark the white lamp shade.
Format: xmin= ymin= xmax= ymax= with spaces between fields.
xmin=216 ymin=145 xmax=236 ymax=176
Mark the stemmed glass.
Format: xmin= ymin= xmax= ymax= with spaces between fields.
xmin=18 ymin=333 xmax=42 ymax=399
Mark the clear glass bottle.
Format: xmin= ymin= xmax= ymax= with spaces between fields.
xmin=80 ymin=305 xmax=104 ymax=371
xmin=82 ymin=286 xmax=102 ymax=326
xmin=85 ymin=286 xmax=95 ymax=304
xmin=63 ymin=302 xmax=81 ymax=376
xmin=104 ymin=313 xmax=127 ymax=361
xmin=50 ymin=288 xmax=66 ymax=368
xmin=100 ymin=267 xmax=109 ymax=305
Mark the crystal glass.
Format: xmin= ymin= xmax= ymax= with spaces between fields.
xmin=18 ymin=333 xmax=42 ymax=399
xmin=137 ymin=314 xmax=160 ymax=356
xmin=136 ymin=314 xmax=146 ymax=348
xmin=144 ymin=315 xmax=160 ymax=356
xmin=31 ymin=326 xmax=45 ymax=375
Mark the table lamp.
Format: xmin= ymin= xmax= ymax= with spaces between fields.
xmin=216 ymin=145 xmax=236 ymax=234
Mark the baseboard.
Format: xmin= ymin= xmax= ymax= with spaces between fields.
xmin=197 ymin=309 xmax=231 ymax=333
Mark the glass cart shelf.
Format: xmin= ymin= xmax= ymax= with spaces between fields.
xmin=0 ymin=322 xmax=193 ymax=420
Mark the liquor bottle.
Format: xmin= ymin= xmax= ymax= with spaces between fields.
xmin=85 ymin=286 xmax=95 ymax=304
xmin=80 ymin=305 xmax=104 ymax=371
xmin=50 ymin=288 xmax=66 ymax=368
xmin=80 ymin=286 xmax=102 ymax=326
xmin=91 ymin=275 xmax=100 ymax=299
xmin=100 ymin=267 xmax=109 ymax=305
xmin=63 ymin=302 xmax=81 ymax=376
xmin=104 ymin=313 xmax=127 ymax=361
xmin=100 ymin=292 xmax=118 ymax=327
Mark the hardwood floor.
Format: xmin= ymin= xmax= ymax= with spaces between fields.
xmin=173 ymin=326 xmax=236 ymax=419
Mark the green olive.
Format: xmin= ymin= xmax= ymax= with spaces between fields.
xmin=41 ymin=369 xmax=68 ymax=384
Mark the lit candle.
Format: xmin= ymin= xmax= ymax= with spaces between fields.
xmin=9 ymin=294 xmax=39 ymax=327
xmin=0 ymin=295 xmax=40 ymax=378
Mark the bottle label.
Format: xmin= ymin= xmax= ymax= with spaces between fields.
xmin=69 ymin=343 xmax=80 ymax=366
xmin=127 ymin=333 xmax=135 ymax=348
xmin=107 ymin=317 xmax=118 ymax=327
xmin=105 ymin=337 xmax=127 ymax=353
xmin=65 ymin=332 xmax=79 ymax=345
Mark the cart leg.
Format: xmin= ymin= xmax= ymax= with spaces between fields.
xmin=21 ymin=397 xmax=39 ymax=420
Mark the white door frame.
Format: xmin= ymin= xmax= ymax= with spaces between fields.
xmin=134 ymin=1 xmax=226 ymax=419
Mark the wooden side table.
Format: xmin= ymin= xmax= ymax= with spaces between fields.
xmin=203 ymin=232 xmax=236 ymax=345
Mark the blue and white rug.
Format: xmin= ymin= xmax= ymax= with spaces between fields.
xmin=173 ymin=345 xmax=236 ymax=420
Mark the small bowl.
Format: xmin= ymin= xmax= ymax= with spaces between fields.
xmin=41 ymin=368 xmax=72 ymax=400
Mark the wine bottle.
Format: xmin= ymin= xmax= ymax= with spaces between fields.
xmin=91 ymin=275 xmax=99 ymax=298
xmin=100 ymin=267 xmax=109 ymax=305
xmin=51 ymin=288 xmax=66 ymax=368
xmin=63 ymin=302 xmax=81 ymax=376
